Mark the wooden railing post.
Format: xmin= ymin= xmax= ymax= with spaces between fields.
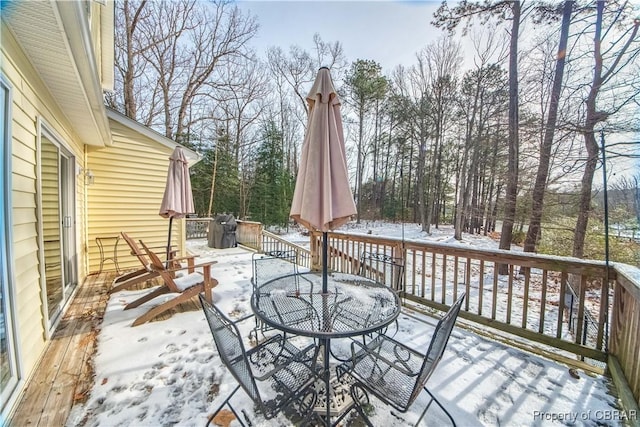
xmin=609 ymin=265 xmax=640 ymax=411
xmin=236 ymin=220 xmax=263 ymax=251
xmin=391 ymin=241 xmax=404 ymax=295
xmin=310 ymin=231 xmax=321 ymax=271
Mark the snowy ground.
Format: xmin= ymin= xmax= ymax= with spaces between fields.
xmin=67 ymin=222 xmax=625 ymax=427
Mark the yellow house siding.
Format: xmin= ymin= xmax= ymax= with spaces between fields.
xmin=87 ymin=119 xmax=187 ymax=273
xmin=11 ymin=128 xmax=36 ymax=162
xmin=11 ymin=121 xmax=45 ymax=378
xmin=2 ymin=21 xmax=89 ymax=396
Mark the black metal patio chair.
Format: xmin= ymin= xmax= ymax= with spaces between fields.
xmin=251 ymin=250 xmax=310 ymax=341
xmin=199 ymin=295 xmax=320 ymax=427
xmin=356 ymin=251 xmax=405 ymax=340
xmin=336 ymin=293 xmax=466 ymax=427
xmin=252 ymin=250 xmax=309 ymax=300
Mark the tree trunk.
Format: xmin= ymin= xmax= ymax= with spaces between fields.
xmin=524 ymin=1 xmax=572 ymax=253
xmin=498 ymin=1 xmax=521 ymax=273
xmin=207 ymin=143 xmax=219 ymax=218
xmin=573 ymin=1 xmax=639 ymax=257
xmin=574 ymin=1 xmax=604 ymax=258
xmin=454 ymin=146 xmax=469 ymax=240
xmin=122 ymin=0 xmax=147 ymax=119
xmin=417 ymin=137 xmax=428 ymax=232
xmin=355 ymin=105 xmax=365 ymax=224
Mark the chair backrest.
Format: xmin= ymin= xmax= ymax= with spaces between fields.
xmin=252 ymin=250 xmax=299 ymax=290
xmin=199 ymin=295 xmax=261 ymax=404
xmin=409 ymin=293 xmax=466 ymax=405
xmin=359 ymin=251 xmax=404 ymax=292
xmin=121 ymin=232 xmax=150 ymax=267
xmin=138 ymin=241 xmax=180 ymax=292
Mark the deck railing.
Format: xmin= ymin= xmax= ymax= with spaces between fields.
xmin=310 ymin=231 xmax=611 ymax=360
xmin=235 ymin=220 xmax=311 ymax=268
xmin=235 ymin=221 xmax=639 ymax=409
xmin=610 ymin=264 xmax=640 ymax=412
xmin=185 ymin=218 xmax=212 ymax=239
xmin=235 ymin=220 xmax=263 ymax=249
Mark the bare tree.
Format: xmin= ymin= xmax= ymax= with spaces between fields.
xmin=109 ymin=0 xmax=151 ymax=118
xmin=524 ymin=1 xmax=574 ymax=253
xmin=266 ymin=34 xmax=347 ymax=118
xmin=112 ymin=0 xmax=258 ymax=139
xmin=419 ymin=36 xmax=463 ymax=232
xmin=434 ymin=1 xmax=524 ymax=272
xmin=265 ymin=34 xmax=347 ymax=177
xmin=266 ymin=45 xmax=314 ymax=120
xmin=573 ymin=0 xmax=639 ymax=258
xmin=213 ymin=57 xmax=270 ymax=217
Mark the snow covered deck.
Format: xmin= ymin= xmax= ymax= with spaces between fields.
xmin=11 ymin=243 xmax=631 ymax=426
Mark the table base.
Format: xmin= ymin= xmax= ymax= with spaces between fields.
xmin=313 ymin=373 xmax=356 ymax=417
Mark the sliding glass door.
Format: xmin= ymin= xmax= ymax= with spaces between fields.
xmin=40 ymin=129 xmax=78 ymax=325
xmin=1 ymin=76 xmax=18 ymax=416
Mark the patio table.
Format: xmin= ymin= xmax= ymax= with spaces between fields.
xmin=251 ymin=271 xmax=401 ymax=425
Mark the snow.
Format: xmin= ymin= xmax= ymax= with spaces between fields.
xmin=67 ymin=223 xmax=624 ymax=427
xmin=174 ymin=272 xmax=205 ymax=292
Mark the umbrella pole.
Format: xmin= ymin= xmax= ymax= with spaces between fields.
xmin=321 ymin=231 xmax=330 ymax=422
xmin=166 ymin=216 xmax=173 ymax=266
xmin=322 ymin=232 xmax=328 ymax=293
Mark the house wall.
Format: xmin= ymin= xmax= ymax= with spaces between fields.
xmin=86 ymin=119 xmax=186 ymax=273
xmin=1 ymin=24 xmax=88 ymax=386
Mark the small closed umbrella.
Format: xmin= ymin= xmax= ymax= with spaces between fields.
xmin=159 ymin=146 xmax=194 ymax=261
xmin=290 ymin=67 xmax=357 ymax=293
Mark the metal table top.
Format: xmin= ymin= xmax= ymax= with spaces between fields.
xmin=251 ymin=272 xmax=401 ymax=339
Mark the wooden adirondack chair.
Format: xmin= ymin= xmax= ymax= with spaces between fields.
xmin=124 ymin=241 xmax=217 ymax=327
xmin=110 ymin=232 xmax=196 ymax=294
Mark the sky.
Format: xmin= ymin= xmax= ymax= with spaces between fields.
xmin=66 ymin=223 xmax=621 ymax=426
xmin=236 ymin=0 xmax=447 ymax=72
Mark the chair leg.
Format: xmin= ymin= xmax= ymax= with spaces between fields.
xmin=110 ymin=271 xmax=158 ymax=294
xmin=415 ymin=387 xmax=456 ymax=427
xmin=328 ymin=382 xmax=373 ymax=427
xmin=124 ymin=286 xmax=170 ymax=310
xmin=347 ymin=383 xmax=375 ymax=427
xmin=113 ymin=268 xmax=146 ymax=284
xmin=206 ymin=385 xmax=246 ymax=427
xmin=131 ymin=286 xmax=203 ymax=326
xmin=249 ymin=320 xmax=268 ymax=344
xmin=282 ymin=384 xmax=318 ymax=426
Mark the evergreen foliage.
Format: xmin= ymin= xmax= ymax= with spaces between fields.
xmin=248 ymin=122 xmax=294 ymax=227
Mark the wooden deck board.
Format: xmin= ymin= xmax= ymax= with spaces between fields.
xmin=8 ymin=271 xmax=200 ymax=427
xmin=8 ymin=273 xmax=109 ymax=427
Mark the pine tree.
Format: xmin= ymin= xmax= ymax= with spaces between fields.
xmin=249 ymin=121 xmax=294 ymax=227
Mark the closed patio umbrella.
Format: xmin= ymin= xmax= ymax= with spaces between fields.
xmin=290 ymin=67 xmax=357 ymax=293
xmin=290 ymin=67 xmax=357 ymax=423
xmin=159 ymin=146 xmax=194 ymax=261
